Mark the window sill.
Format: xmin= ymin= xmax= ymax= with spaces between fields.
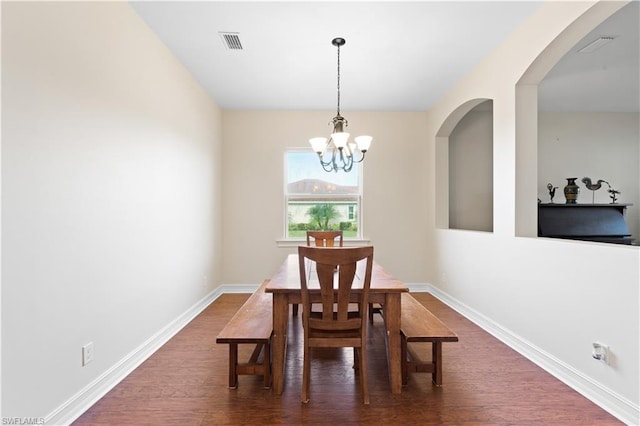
xmin=276 ymin=238 xmax=371 ymax=248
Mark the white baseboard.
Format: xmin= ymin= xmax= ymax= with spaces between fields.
xmin=406 ymin=283 xmax=429 ymax=293
xmin=424 ymin=283 xmax=640 ymax=426
xmin=45 ymin=283 xmax=639 ymax=426
xmin=218 ymin=283 xmax=261 ymax=293
xmin=46 ymin=287 xmax=226 ymax=426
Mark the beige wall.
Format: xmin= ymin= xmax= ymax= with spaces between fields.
xmin=221 ymin=110 xmax=429 ymax=284
xmin=2 ymin=2 xmax=222 ymax=419
xmin=428 ymin=1 xmax=638 ymax=422
xmin=449 ymin=106 xmax=494 ymax=232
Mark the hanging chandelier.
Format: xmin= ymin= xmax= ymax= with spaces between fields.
xmin=309 ymin=37 xmax=372 ymax=173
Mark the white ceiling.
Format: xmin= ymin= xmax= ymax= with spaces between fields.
xmin=130 ymin=1 xmax=639 ymax=113
xmin=538 ymin=1 xmax=639 ymax=112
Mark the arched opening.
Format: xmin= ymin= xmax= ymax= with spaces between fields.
xmin=515 ymin=1 xmax=637 ymax=239
xmin=435 ymin=98 xmax=494 ymax=231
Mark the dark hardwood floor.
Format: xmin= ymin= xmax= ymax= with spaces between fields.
xmin=73 ymin=293 xmax=622 ymax=425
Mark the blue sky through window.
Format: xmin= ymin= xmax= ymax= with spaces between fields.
xmin=286 ymin=151 xmax=359 ymax=186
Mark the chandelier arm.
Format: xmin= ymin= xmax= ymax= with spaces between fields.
xmin=343 ymin=154 xmax=354 ymax=172
xmin=337 ymin=148 xmax=354 ymax=172
xmin=331 ymin=151 xmax=344 ymax=173
xmin=353 ymin=151 xmax=366 ymax=164
xmin=317 ymin=151 xmax=333 ymax=168
xmin=321 ymin=161 xmax=335 ymax=173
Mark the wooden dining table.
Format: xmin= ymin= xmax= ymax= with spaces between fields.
xmin=265 ymin=253 xmax=409 ymax=395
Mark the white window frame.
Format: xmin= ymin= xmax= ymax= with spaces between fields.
xmin=278 ymin=148 xmax=368 ymax=246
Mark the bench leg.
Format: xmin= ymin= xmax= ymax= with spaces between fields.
xmin=432 ymin=341 xmax=443 ymax=386
xmin=229 ymin=343 xmax=238 ymax=389
xmin=247 ymin=342 xmax=272 ymax=389
xmin=263 ymin=339 xmax=271 ymax=389
xmin=401 ymin=335 xmax=408 ymax=386
xmin=248 ymin=343 xmax=264 ymax=365
xmin=227 ymin=341 xmax=272 ymax=390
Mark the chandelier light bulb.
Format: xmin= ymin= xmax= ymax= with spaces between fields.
xmin=347 ymin=142 xmax=357 ymax=157
xmin=332 ymin=132 xmax=350 ymax=149
xmin=354 ymin=135 xmax=372 ymax=152
xmin=309 ymin=137 xmax=328 ymax=154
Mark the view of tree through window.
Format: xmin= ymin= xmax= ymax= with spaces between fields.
xmin=285 ymin=150 xmax=361 ymax=239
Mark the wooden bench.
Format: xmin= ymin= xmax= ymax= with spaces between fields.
xmin=400 ymin=292 xmax=459 ymax=386
xmin=216 ymin=279 xmax=273 ymax=389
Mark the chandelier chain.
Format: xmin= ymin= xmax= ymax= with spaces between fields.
xmin=336 ymin=42 xmax=341 ymax=116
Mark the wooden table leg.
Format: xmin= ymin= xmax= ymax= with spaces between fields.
xmin=384 ymin=292 xmax=402 ymax=394
xmin=271 ymin=293 xmax=289 ymax=395
xmin=432 ymin=341 xmax=443 ymax=386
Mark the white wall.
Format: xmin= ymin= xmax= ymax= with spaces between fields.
xmin=538 ymin=112 xmax=639 ymax=239
xmin=429 ymin=1 xmax=639 ymax=423
xmin=1 ymin=2 xmax=222 ymax=420
xmin=221 ymin=110 xmax=429 ymax=285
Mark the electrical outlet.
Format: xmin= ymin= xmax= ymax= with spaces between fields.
xmin=592 ymin=342 xmax=608 ymax=363
xmin=82 ymin=342 xmax=94 ymax=366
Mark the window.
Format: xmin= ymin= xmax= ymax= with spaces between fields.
xmin=285 ymin=150 xmax=361 ymax=239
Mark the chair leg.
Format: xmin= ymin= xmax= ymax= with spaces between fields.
xmin=353 ymin=347 xmax=360 ymax=373
xmin=302 ymin=342 xmax=311 ymax=403
xmin=358 ymin=346 xmax=370 ymax=404
xmin=293 ymin=304 xmax=299 ymax=316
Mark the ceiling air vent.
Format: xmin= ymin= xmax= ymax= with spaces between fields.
xmin=577 ymin=36 xmax=616 ymax=54
xmin=219 ymin=32 xmax=243 ymax=50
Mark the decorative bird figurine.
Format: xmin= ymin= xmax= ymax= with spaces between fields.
xmin=582 ymin=177 xmax=608 ymax=203
xmin=581 ymin=177 xmax=606 ymax=191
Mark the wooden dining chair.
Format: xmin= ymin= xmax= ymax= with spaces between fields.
xmin=292 ymin=231 xmax=344 ymax=317
xmin=297 ymin=245 xmax=374 ymax=404
xmin=306 ymin=230 xmax=343 ymax=248
xmin=296 ymin=230 xmax=381 ymax=322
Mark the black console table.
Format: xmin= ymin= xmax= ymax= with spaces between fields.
xmin=538 ymin=203 xmax=633 ymax=245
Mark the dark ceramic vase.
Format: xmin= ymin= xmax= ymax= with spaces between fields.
xmin=564 ymin=177 xmax=579 ymax=204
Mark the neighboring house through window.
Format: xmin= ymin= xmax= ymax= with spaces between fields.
xmin=285 ymin=149 xmax=361 ymax=239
